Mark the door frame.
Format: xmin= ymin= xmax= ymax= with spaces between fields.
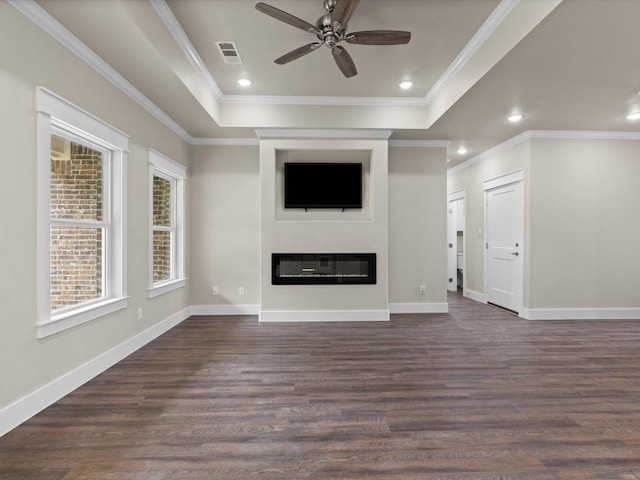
xmin=447 ymin=190 xmax=466 ymax=293
xmin=483 ymin=170 xmax=524 ymax=312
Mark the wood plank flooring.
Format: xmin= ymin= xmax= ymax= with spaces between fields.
xmin=2 ymin=292 xmax=640 ymax=479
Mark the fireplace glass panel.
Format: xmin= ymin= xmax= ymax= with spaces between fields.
xmin=272 ymin=253 xmax=376 ymax=285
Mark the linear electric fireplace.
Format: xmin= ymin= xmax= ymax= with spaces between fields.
xmin=272 ymin=253 xmax=376 ymax=285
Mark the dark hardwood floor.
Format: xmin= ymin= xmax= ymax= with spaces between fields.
xmin=2 ymin=292 xmax=640 ymax=479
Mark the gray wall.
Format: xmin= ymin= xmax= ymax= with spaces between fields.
xmin=0 ymin=3 xmax=190 ymax=410
xmin=529 ymin=137 xmax=640 ymax=309
xmin=189 ymin=146 xmax=261 ymax=307
xmin=448 ymin=134 xmax=640 ymax=313
xmin=389 ymin=147 xmax=448 ymax=307
xmin=189 ymin=144 xmax=448 ymax=312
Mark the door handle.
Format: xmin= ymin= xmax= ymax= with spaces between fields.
xmin=510 ymin=252 xmax=519 ymax=256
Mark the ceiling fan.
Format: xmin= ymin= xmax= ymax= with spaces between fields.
xmin=255 ymin=0 xmax=411 ymax=78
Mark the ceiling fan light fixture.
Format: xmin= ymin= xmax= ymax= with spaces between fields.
xmin=508 ymin=114 xmax=524 ymax=122
xmin=399 ymin=81 xmax=413 ymax=90
xmin=625 ymin=111 xmax=640 ymax=121
xmin=237 ymin=78 xmax=252 ymax=87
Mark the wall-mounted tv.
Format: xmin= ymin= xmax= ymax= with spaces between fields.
xmin=284 ymin=162 xmax=362 ymax=209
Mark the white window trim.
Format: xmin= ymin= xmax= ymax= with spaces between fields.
xmin=148 ymin=149 xmax=187 ymax=298
xmin=36 ymin=87 xmax=129 ymax=338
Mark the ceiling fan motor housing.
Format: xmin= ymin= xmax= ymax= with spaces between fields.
xmin=316 ymin=13 xmax=340 ymax=48
xmin=324 ymin=0 xmax=337 ymax=13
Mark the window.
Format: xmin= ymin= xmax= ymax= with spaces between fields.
xmin=50 ymin=133 xmax=106 ymax=311
xmin=148 ymin=149 xmax=186 ymax=297
xmin=37 ymin=88 xmax=127 ymax=338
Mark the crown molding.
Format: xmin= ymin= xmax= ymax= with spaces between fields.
xmin=424 ymin=0 xmax=519 ymax=105
xmin=221 ymin=95 xmax=427 ymax=107
xmin=255 ymin=129 xmax=394 ymax=140
xmin=188 ymin=137 xmax=452 ymax=147
xmin=8 ymin=0 xmax=194 ymax=144
xmin=527 ymin=130 xmax=640 ymax=141
xmin=190 ymin=138 xmax=259 ymax=146
xmin=389 ymin=140 xmax=451 ymax=148
xmin=149 ymin=0 xmax=224 ymax=102
xmin=449 ymin=130 xmax=640 ymax=174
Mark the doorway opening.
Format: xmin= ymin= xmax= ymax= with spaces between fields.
xmin=447 ymin=191 xmax=466 ymax=294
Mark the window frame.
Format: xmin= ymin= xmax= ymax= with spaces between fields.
xmin=37 ymin=87 xmax=128 ymax=338
xmin=49 ymin=127 xmax=110 ymax=312
xmin=148 ymin=149 xmax=186 ymax=298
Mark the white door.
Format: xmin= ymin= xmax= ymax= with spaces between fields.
xmin=485 ymin=180 xmax=523 ymax=312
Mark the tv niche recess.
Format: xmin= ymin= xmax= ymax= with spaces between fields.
xmin=272 ymin=253 xmax=376 ymax=285
xmin=284 ymin=162 xmax=362 ymax=210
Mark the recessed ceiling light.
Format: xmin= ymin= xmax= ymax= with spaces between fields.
xmin=237 ymin=78 xmax=252 ymax=87
xmin=457 ymin=147 xmax=468 ymax=155
xmin=399 ymin=81 xmax=413 ymax=90
xmin=508 ymin=114 xmax=524 ymax=122
xmin=625 ymin=112 xmax=640 ymax=120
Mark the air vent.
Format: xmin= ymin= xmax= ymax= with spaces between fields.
xmin=216 ymin=41 xmax=243 ymax=64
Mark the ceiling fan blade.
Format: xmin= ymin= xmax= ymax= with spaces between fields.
xmin=332 ymin=0 xmax=360 ymax=30
xmin=332 ymin=46 xmax=357 ymax=78
xmin=255 ymin=2 xmax=316 ymax=33
xmin=347 ymin=30 xmax=412 ymax=45
xmin=274 ymin=43 xmax=320 ymax=65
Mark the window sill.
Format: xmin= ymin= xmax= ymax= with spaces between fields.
xmin=38 ymin=297 xmax=129 ymax=338
xmin=148 ymin=278 xmax=186 ymax=298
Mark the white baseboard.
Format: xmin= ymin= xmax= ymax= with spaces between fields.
xmin=520 ymin=307 xmax=640 ymax=320
xmin=190 ymin=304 xmax=260 ymax=316
xmin=259 ymin=309 xmax=390 ymax=322
xmin=0 ymin=307 xmax=190 ymax=438
xmin=464 ymin=289 xmax=487 ymax=304
xmin=389 ymin=303 xmax=449 ymax=314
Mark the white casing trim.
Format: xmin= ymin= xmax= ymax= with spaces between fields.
xmin=520 ymin=308 xmax=640 ymax=321
xmin=483 ymin=169 xmax=524 ymax=191
xmin=389 ymin=140 xmax=451 ymax=148
xmin=190 ymin=138 xmax=260 ymax=146
xmin=259 ymin=310 xmax=390 ymax=322
xmin=223 ymin=94 xmax=427 ymax=106
xmin=190 ymin=305 xmax=260 ymax=316
xmin=389 ymin=303 xmax=449 ymax=314
xmin=255 ymin=129 xmax=393 ymax=140
xmin=147 ymin=279 xmax=187 ymax=298
xmin=0 ymin=307 xmax=190 ymax=438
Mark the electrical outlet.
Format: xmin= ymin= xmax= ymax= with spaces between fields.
xmin=238 ymin=287 xmax=245 ymax=296
xmin=137 ymin=307 xmax=143 ymax=320
xmin=212 ymin=286 xmax=219 ymax=296
xmin=419 ymin=285 xmax=426 ymax=295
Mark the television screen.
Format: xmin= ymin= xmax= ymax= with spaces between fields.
xmin=284 ymin=162 xmax=362 ymax=209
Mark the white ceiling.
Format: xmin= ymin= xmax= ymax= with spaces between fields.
xmin=30 ymin=0 xmax=640 ymax=167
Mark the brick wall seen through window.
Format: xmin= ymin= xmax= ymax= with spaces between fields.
xmin=50 ymin=136 xmax=104 ymax=310
xmin=152 ymin=175 xmax=172 ymax=282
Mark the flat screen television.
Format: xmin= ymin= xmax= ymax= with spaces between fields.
xmin=284 ymin=162 xmax=362 ymax=209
